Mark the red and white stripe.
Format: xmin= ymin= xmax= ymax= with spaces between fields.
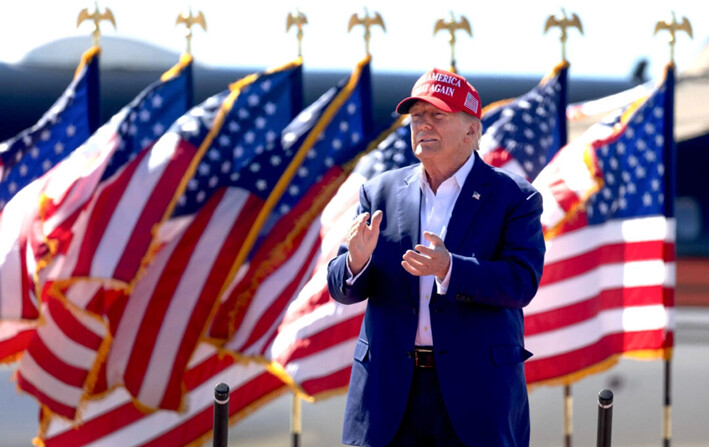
xmin=39 ymin=131 xmax=196 ymax=288
xmin=210 ymin=167 xmax=348 ymax=351
xmin=38 ymin=110 xmax=127 ymax=242
xmin=479 ymin=145 xmax=527 ymax=179
xmin=16 ymin=296 xmax=107 ymax=419
xmin=41 ymin=343 xmax=286 ymax=447
xmin=16 ymin=128 xmax=215 ymax=416
xmin=105 ymin=185 xmax=263 ymax=411
xmin=269 ymin=291 xmax=365 ymax=397
xmin=523 ymin=216 xmax=675 ymax=383
xmin=0 ymin=174 xmax=46 ymax=321
xmin=253 ymin=170 xmax=367 ymax=396
xmin=222 ymin=217 xmax=323 ymax=356
xmin=0 ymin=320 xmax=35 ymax=363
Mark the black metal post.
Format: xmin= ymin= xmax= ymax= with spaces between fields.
xmin=663 ymin=359 xmax=672 ymax=447
xmin=596 ymin=389 xmax=613 ymax=447
xmin=213 ymin=382 xmax=230 ymax=447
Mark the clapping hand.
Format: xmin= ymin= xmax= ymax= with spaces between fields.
xmin=346 ymin=210 xmax=383 ymax=275
xmin=402 ymin=231 xmax=450 ymax=281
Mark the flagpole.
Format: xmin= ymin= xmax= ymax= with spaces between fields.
xmin=663 ymin=359 xmax=672 ymax=446
xmin=544 ymin=11 xmax=578 ymax=447
xmin=564 ymin=385 xmax=573 ymax=447
xmin=653 ymin=13 xmax=690 ymax=446
xmin=291 ymin=393 xmax=302 ymax=447
xmin=662 ymin=60 xmax=676 ymax=447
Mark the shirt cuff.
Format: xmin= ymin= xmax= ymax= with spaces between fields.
xmin=345 ymin=256 xmax=371 ymax=286
xmin=435 ymin=253 xmax=453 ymax=294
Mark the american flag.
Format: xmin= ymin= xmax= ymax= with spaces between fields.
xmin=97 ymin=59 xmax=304 ymax=415
xmin=36 ymin=54 xmax=194 ymax=291
xmin=34 ymin=58 xmax=307 ymax=445
xmin=524 ymin=64 xmax=675 ymax=385
xmin=479 ymin=61 xmax=568 ymax=181
xmin=207 ymin=56 xmax=376 ymax=355
xmin=0 ymin=46 xmax=99 ymax=362
xmin=0 ymin=46 xmax=100 ymax=212
xmin=15 ymin=55 xmax=194 ymax=423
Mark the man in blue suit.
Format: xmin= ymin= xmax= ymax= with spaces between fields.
xmin=327 ymin=68 xmax=546 ymax=447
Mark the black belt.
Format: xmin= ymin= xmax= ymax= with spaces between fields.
xmin=413 ymin=347 xmax=435 ymax=368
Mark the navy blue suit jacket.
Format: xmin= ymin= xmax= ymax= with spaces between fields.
xmin=327 ymin=152 xmax=545 ymax=447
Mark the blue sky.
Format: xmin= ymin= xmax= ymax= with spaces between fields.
xmin=1 ymin=0 xmax=706 ymax=81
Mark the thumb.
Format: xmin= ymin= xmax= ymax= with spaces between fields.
xmin=423 ymin=231 xmax=443 ymax=246
xmin=369 ymin=210 xmax=383 ymax=232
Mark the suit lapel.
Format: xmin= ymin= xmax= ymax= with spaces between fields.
xmin=445 ymin=152 xmax=492 ymax=251
xmin=396 ymin=168 xmax=421 ymax=248
xmin=397 ymin=168 xmax=421 ymax=300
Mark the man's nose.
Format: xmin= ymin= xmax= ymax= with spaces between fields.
xmin=414 ymin=115 xmax=433 ymax=129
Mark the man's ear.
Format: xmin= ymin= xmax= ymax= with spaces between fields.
xmin=466 ymin=119 xmax=480 ymax=138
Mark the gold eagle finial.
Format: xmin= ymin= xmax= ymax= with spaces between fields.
xmin=654 ymin=11 xmax=693 ymax=65
xmin=433 ymin=12 xmax=472 ymax=73
xmin=348 ymin=8 xmax=386 ymax=57
xmin=544 ymin=8 xmax=583 ymax=62
xmin=176 ymin=8 xmax=207 ymax=56
xmin=286 ymin=10 xmax=308 ymax=58
xmin=77 ymin=1 xmax=116 ymax=47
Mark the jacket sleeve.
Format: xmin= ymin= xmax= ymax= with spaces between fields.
xmin=445 ymin=186 xmax=545 ymax=309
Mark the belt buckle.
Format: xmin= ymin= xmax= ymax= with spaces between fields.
xmin=414 ymin=347 xmax=434 ymax=368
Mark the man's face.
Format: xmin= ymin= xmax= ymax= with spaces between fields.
xmin=409 ymin=101 xmax=473 ymax=166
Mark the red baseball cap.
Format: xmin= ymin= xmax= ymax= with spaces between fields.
xmin=396 ymin=68 xmax=481 ymax=119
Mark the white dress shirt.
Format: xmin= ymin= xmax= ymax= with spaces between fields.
xmin=414 ymin=153 xmax=474 ymax=346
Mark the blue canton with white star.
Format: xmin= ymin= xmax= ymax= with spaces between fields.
xmin=0 ymin=58 xmax=97 ymax=211
xmin=173 ymin=65 xmax=303 ymax=218
xmin=481 ymin=68 xmax=566 ymax=181
xmin=273 ymin=67 xmax=374 ymax=216
xmin=101 ymin=66 xmax=192 ymax=182
xmin=587 ymin=82 xmax=668 ymax=225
